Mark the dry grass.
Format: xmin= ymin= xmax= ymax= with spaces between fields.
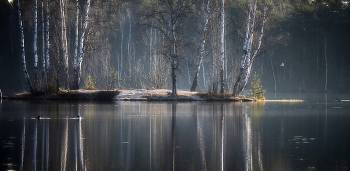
xmin=264 ymin=99 xmax=304 ymax=102
xmin=196 ymin=92 xmax=233 ymax=99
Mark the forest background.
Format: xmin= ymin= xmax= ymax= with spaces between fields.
xmin=0 ymin=0 xmax=349 ymax=96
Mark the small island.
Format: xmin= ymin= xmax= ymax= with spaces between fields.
xmin=3 ymin=89 xmax=255 ymax=101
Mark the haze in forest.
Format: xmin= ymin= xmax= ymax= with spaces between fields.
xmin=0 ymin=0 xmax=349 ymax=96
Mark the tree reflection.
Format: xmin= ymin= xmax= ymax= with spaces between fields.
xmin=171 ymin=102 xmax=177 ymax=171
xmin=241 ymin=102 xmax=264 ymax=171
xmin=61 ymin=115 xmax=68 ymax=170
xmin=34 ymin=120 xmax=37 ymax=171
xmin=220 ymin=104 xmax=225 ymax=171
xmin=75 ymin=116 xmax=85 ymax=170
xmin=195 ymin=103 xmax=207 ymax=171
xmin=12 ymin=101 xmax=270 ymax=170
xmin=20 ymin=118 xmax=26 ymax=171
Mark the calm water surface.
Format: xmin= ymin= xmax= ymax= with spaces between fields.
xmin=0 ymin=92 xmax=350 ymax=171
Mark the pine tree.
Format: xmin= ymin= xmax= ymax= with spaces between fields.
xmin=250 ymin=73 xmax=265 ymax=99
xmin=84 ymin=75 xmax=96 ymax=90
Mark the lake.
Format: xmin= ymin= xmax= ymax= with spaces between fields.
xmin=0 ymin=92 xmax=350 ymax=171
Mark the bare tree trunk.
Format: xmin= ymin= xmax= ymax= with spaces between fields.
xmin=72 ymin=0 xmax=80 ymax=90
xmin=233 ymin=1 xmax=267 ymax=96
xmin=17 ymin=0 xmax=33 ymax=92
xmin=33 ymin=0 xmax=38 ymax=89
xmin=171 ymin=12 xmax=178 ymax=96
xmin=324 ymin=36 xmax=327 ymax=91
xmin=171 ymin=28 xmax=178 ymax=96
xmin=269 ymin=50 xmax=277 ymax=91
xmin=72 ymin=0 xmax=91 ymax=90
xmin=233 ymin=0 xmax=256 ymax=96
xmin=119 ymin=18 xmax=124 ymax=87
xmin=41 ymin=1 xmax=46 ymax=85
xmin=219 ymin=0 xmax=225 ymax=94
xmin=60 ymin=0 xmax=69 ymax=89
xmin=127 ymin=9 xmax=132 ymax=88
xmin=45 ymin=0 xmax=50 ymax=73
xmin=77 ymin=0 xmax=91 ymax=89
xmin=171 ymin=60 xmax=177 ymax=96
xmin=190 ymin=0 xmax=209 ymax=92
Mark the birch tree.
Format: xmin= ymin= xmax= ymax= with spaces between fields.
xmin=119 ymin=12 xmax=125 ymax=87
xmin=33 ymin=0 xmax=38 ymax=87
xmin=17 ymin=0 xmax=33 ymax=92
xmin=72 ymin=0 xmax=91 ymax=90
xmin=219 ymin=0 xmax=225 ymax=94
xmin=190 ymin=0 xmax=210 ymax=92
xmin=60 ymin=0 xmax=69 ymax=89
xmin=73 ymin=0 xmax=80 ymax=90
xmin=233 ymin=0 xmax=268 ymax=96
xmin=41 ymin=1 xmax=45 ymax=81
xmin=44 ymin=0 xmax=49 ymax=73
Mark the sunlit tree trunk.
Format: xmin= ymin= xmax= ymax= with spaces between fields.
xmin=119 ymin=18 xmax=124 ymax=87
xmin=78 ymin=0 xmax=91 ymax=86
xmin=33 ymin=0 xmax=38 ymax=88
xmin=191 ymin=0 xmax=209 ymax=92
xmin=72 ymin=0 xmax=91 ymax=90
xmin=17 ymin=0 xmax=33 ymax=92
xmin=73 ymin=0 xmax=80 ymax=89
xmin=41 ymin=1 xmax=46 ymax=84
xmin=60 ymin=0 xmax=69 ymax=89
xmin=233 ymin=0 xmax=267 ymax=96
xmin=219 ymin=0 xmax=225 ymax=94
xmin=45 ymin=0 xmax=50 ymax=73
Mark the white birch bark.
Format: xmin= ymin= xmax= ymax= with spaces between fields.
xmin=45 ymin=0 xmax=50 ymax=71
xmin=233 ymin=0 xmax=267 ymax=96
xmin=73 ymin=0 xmax=91 ymax=90
xmin=72 ymin=0 xmax=80 ymax=89
xmin=78 ymin=0 xmax=91 ymax=79
xmin=33 ymin=0 xmax=38 ymax=85
xmin=190 ymin=0 xmax=209 ymax=92
xmin=60 ymin=0 xmax=69 ymax=89
xmin=17 ymin=0 xmax=33 ymax=92
xmin=41 ymin=1 xmax=45 ymax=78
xmin=219 ymin=0 xmax=225 ymax=94
xmin=78 ymin=0 xmax=91 ymax=70
xmin=241 ymin=6 xmax=267 ymax=86
xmin=120 ymin=25 xmax=124 ymax=86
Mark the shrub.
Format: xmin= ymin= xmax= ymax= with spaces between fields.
xmin=250 ymin=73 xmax=265 ymax=100
xmin=85 ymin=75 xmax=96 ymax=90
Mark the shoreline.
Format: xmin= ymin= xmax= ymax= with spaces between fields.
xmin=2 ymin=89 xmax=255 ymax=102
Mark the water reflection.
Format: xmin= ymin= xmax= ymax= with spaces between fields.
xmin=20 ymin=117 xmax=26 ymax=171
xmin=61 ymin=116 xmax=68 ymax=171
xmin=241 ymin=102 xmax=264 ymax=171
xmin=75 ymin=115 xmax=85 ymax=171
xmin=1 ymin=98 xmax=350 ymax=170
xmin=171 ymin=103 xmax=176 ymax=171
xmin=195 ymin=104 xmax=207 ymax=171
xmin=34 ymin=119 xmax=37 ymax=171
